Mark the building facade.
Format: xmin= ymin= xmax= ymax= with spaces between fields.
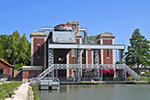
xmin=22 ymin=21 xmax=131 ymax=82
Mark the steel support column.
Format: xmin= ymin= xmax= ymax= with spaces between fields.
xmin=48 ymin=49 xmax=54 ymax=78
xmin=119 ymin=49 xmax=125 ymax=64
xmin=93 ymin=49 xmax=101 ymax=80
xmin=119 ymin=49 xmax=126 ymax=80
xmin=75 ymin=49 xmax=82 ymax=82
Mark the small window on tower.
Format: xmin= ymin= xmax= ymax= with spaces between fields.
xmin=107 ymin=49 xmax=109 ymax=57
xmin=37 ymin=44 xmax=40 ymax=58
xmin=72 ymin=24 xmax=76 ymax=30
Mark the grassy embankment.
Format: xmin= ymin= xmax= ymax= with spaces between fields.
xmin=127 ymin=76 xmax=150 ymax=81
xmin=0 ymin=82 xmax=22 ymax=99
xmin=32 ymin=85 xmax=39 ymax=100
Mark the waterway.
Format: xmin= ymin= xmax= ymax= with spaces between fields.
xmin=37 ymin=84 xmax=150 ymax=100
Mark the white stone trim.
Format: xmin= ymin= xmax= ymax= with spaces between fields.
xmin=66 ymin=53 xmax=69 ymax=78
xmin=101 ymin=39 xmax=103 ymax=64
xmin=112 ymin=39 xmax=115 ymax=64
xmin=101 ymin=49 xmax=103 ymax=64
xmin=30 ymin=36 xmax=47 ymax=38
xmin=100 ymin=38 xmax=115 ymax=39
xmin=92 ymin=50 xmax=93 ymax=64
xmin=44 ymin=37 xmax=46 ymax=70
xmin=31 ymin=37 xmax=33 ymax=66
xmin=100 ymin=39 xmax=103 ymax=44
xmin=80 ymin=38 xmax=82 ymax=44
xmin=21 ymin=66 xmax=43 ymax=71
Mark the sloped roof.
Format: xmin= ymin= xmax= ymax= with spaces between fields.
xmin=0 ymin=59 xmax=12 ymax=67
xmin=30 ymin=30 xmax=47 ymax=38
xmin=76 ymin=32 xmax=82 ymax=37
xmin=97 ymin=32 xmax=115 ymax=39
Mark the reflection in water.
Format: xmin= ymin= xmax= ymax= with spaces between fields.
xmin=37 ymin=84 xmax=150 ymax=100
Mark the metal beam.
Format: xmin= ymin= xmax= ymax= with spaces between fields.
xmin=41 ymin=27 xmax=54 ymax=31
xmin=79 ymin=28 xmax=87 ymax=44
xmin=41 ymin=27 xmax=86 ymax=32
xmin=49 ymin=44 xmax=125 ymax=50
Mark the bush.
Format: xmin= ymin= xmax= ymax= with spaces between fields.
xmin=32 ymin=85 xmax=39 ymax=100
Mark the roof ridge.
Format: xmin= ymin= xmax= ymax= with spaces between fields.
xmin=0 ymin=59 xmax=12 ymax=67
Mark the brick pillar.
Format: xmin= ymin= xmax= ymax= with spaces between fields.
xmin=30 ymin=31 xmax=47 ymax=68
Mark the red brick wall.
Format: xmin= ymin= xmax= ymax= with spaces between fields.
xmin=82 ymin=57 xmax=86 ymax=64
xmin=22 ymin=70 xmax=29 ymax=79
xmin=68 ymin=37 xmax=81 ymax=76
xmin=103 ymin=39 xmax=113 ymax=64
xmin=87 ymin=50 xmax=93 ymax=64
xmin=22 ymin=70 xmax=41 ymax=79
xmin=76 ymin=38 xmax=80 ymax=44
xmin=0 ymin=62 xmax=12 ymax=77
xmin=103 ymin=39 xmax=112 ymax=45
xmin=33 ymin=38 xmax=45 ymax=66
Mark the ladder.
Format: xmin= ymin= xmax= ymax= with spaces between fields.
xmin=125 ymin=65 xmax=141 ymax=81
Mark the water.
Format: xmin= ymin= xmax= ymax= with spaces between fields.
xmin=37 ymin=84 xmax=150 ymax=100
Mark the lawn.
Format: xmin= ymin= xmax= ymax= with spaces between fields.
xmin=0 ymin=81 xmax=22 ymax=99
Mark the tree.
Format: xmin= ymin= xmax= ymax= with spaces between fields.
xmin=82 ymin=35 xmax=99 ymax=45
xmin=0 ymin=31 xmax=30 ymax=69
xmin=0 ymin=38 xmax=4 ymax=58
xmin=125 ymin=28 xmax=150 ymax=74
xmin=0 ymin=35 xmax=9 ymax=59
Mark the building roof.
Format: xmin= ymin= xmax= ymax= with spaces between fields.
xmin=30 ymin=30 xmax=47 ymax=38
xmin=0 ymin=59 xmax=12 ymax=67
xmin=76 ymin=32 xmax=82 ymax=38
xmin=67 ymin=21 xmax=79 ymax=25
xmin=97 ymin=32 xmax=115 ymax=39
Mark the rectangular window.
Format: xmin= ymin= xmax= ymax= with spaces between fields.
xmin=107 ymin=49 xmax=109 ymax=57
xmin=38 ymin=45 xmax=40 ymax=57
xmin=0 ymin=69 xmax=3 ymax=75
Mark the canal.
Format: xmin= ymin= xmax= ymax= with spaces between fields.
xmin=37 ymin=84 xmax=150 ymax=100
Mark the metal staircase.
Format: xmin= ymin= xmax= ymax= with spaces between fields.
xmin=36 ymin=64 xmax=54 ymax=80
xmin=30 ymin=64 xmax=54 ymax=84
xmin=30 ymin=64 xmax=141 ymax=84
xmin=125 ymin=65 xmax=141 ymax=81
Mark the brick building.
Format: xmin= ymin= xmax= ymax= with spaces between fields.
xmin=22 ymin=21 xmax=118 ymax=82
xmin=0 ymin=59 xmax=14 ymax=80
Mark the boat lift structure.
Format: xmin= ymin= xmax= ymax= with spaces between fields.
xmin=30 ymin=22 xmax=141 ymax=88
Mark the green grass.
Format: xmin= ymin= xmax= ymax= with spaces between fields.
xmin=140 ymin=76 xmax=150 ymax=81
xmin=127 ymin=76 xmax=150 ymax=81
xmin=32 ymin=85 xmax=39 ymax=100
xmin=0 ymin=81 xmax=22 ymax=99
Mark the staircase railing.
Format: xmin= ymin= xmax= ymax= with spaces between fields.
xmin=30 ymin=64 xmax=54 ymax=83
xmin=30 ymin=64 xmax=141 ymax=83
xmin=125 ymin=65 xmax=141 ymax=81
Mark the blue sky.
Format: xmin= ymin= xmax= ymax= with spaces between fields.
xmin=0 ymin=0 xmax=150 ymax=50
